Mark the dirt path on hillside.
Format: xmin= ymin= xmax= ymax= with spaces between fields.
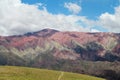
xmin=58 ymin=72 xmax=64 ymax=80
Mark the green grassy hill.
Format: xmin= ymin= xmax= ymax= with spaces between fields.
xmin=0 ymin=66 xmax=105 ymax=80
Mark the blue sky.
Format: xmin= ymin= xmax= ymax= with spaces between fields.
xmin=0 ymin=0 xmax=120 ymax=36
xmin=22 ymin=0 xmax=120 ymax=20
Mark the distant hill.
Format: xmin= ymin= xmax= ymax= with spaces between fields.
xmin=0 ymin=28 xmax=120 ymax=61
xmin=0 ymin=66 xmax=105 ymax=80
xmin=0 ymin=29 xmax=120 ymax=80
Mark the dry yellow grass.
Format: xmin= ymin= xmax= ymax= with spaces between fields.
xmin=0 ymin=66 xmax=105 ymax=80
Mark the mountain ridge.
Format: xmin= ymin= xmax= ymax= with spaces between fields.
xmin=0 ymin=28 xmax=120 ymax=61
xmin=0 ymin=28 xmax=120 ymax=80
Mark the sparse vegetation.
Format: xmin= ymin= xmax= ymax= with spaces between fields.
xmin=0 ymin=66 xmax=105 ymax=80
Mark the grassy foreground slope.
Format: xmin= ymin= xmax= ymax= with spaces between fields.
xmin=0 ymin=66 xmax=105 ymax=80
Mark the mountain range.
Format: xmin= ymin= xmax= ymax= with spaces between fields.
xmin=0 ymin=29 xmax=120 ymax=80
xmin=0 ymin=28 xmax=120 ymax=61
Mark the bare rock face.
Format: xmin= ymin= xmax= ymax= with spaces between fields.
xmin=0 ymin=29 xmax=120 ymax=61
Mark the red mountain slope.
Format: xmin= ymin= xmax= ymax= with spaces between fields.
xmin=0 ymin=29 xmax=120 ymax=61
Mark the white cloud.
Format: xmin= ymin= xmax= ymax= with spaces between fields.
xmin=1 ymin=0 xmax=119 ymax=36
xmin=91 ymin=29 xmax=100 ymax=32
xmin=64 ymin=2 xmax=81 ymax=14
xmin=99 ymin=6 xmax=120 ymax=33
xmin=0 ymin=0 xmax=92 ymax=36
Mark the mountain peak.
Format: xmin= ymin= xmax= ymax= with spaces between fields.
xmin=24 ymin=28 xmax=59 ymax=37
xmin=40 ymin=28 xmax=59 ymax=32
